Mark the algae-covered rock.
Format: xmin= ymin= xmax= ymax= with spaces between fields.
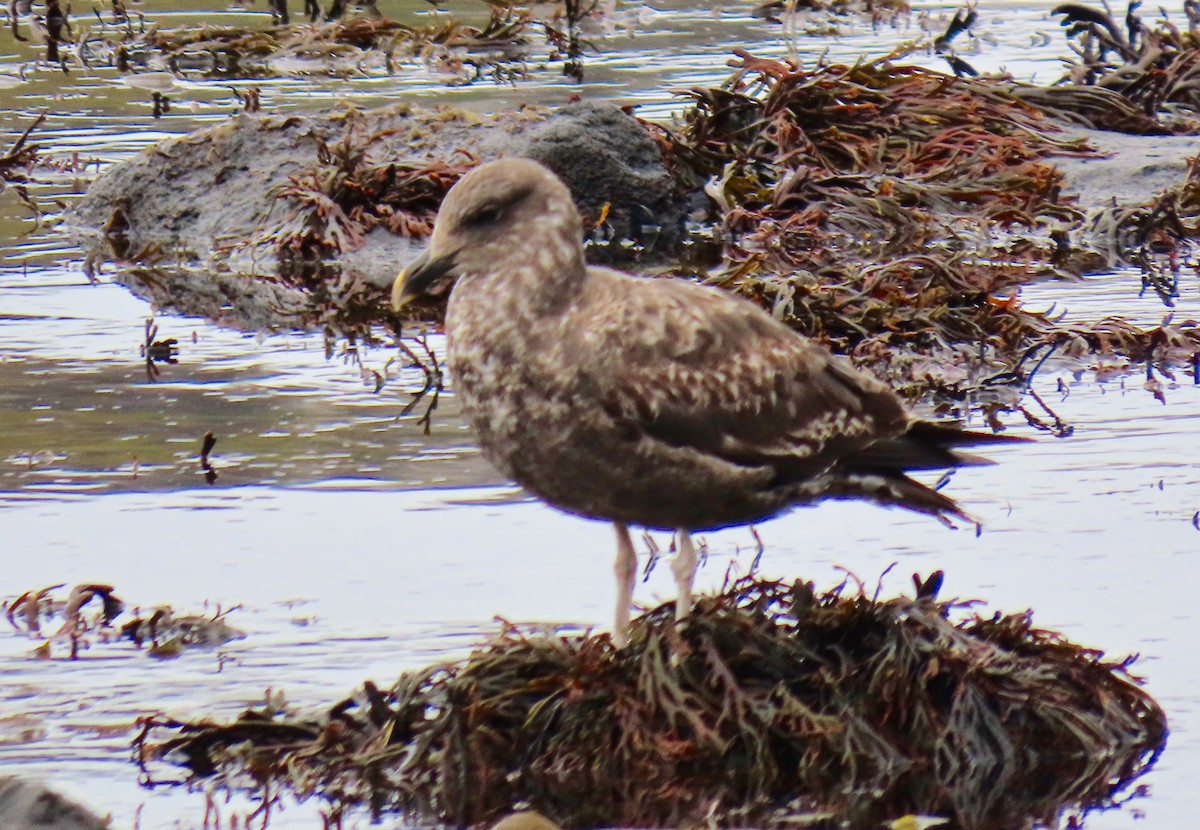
xmin=67 ymin=101 xmax=681 ymax=330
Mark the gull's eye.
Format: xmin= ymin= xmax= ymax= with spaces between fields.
xmin=458 ymin=182 xmax=533 ymax=228
xmin=462 ymin=203 xmax=505 ymax=228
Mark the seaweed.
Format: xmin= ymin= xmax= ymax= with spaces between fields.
xmin=249 ymin=122 xmax=476 ymax=336
xmin=1053 ymin=1 xmax=1200 ymax=129
xmin=643 ymin=51 xmax=1200 ymax=398
xmin=6 ymin=583 xmax=124 ymax=659
xmin=0 ymin=110 xmax=46 ymax=194
xmin=267 ymin=127 xmax=472 ymax=258
xmin=133 ymin=578 xmax=1166 ymax=830
xmin=62 ymin=42 xmax=1200 ymax=392
xmin=76 ymin=10 xmax=536 ymax=81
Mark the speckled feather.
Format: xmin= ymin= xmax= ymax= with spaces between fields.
xmin=417 ymin=159 xmax=1013 ymax=532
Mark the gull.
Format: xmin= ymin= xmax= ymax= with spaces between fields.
xmin=392 ymin=158 xmax=1025 ymax=647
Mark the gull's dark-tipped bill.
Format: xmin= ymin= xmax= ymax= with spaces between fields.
xmin=390 ymin=248 xmax=457 ymax=312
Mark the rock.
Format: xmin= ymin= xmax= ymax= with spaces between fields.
xmin=1055 ymin=126 xmax=1200 ymax=207
xmin=494 ymin=102 xmax=679 ymax=257
xmin=66 ymin=101 xmax=682 ymax=331
xmin=0 ymin=777 xmax=108 ymax=830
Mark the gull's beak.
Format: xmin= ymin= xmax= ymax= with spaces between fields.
xmin=391 ymin=248 xmax=458 ymax=312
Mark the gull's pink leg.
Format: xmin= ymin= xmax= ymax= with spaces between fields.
xmin=612 ymin=522 xmax=637 ymax=647
xmin=671 ymin=530 xmax=698 ymax=622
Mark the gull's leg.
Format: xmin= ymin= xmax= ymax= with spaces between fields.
xmin=612 ymin=522 xmax=637 ymax=647
xmin=671 ymin=529 xmax=698 ymax=623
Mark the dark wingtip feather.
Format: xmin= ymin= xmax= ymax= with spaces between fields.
xmin=849 ymin=420 xmax=1029 ymax=476
xmin=829 ymin=470 xmax=978 ymax=528
xmin=905 ymin=419 xmax=1034 ymax=447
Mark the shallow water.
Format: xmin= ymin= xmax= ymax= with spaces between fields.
xmin=3 ymin=0 xmax=1200 ymax=827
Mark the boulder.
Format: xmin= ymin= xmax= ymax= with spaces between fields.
xmin=0 ymin=777 xmax=108 ymax=830
xmin=67 ymin=100 xmax=683 ymax=330
xmin=1055 ymin=126 xmax=1200 ymax=207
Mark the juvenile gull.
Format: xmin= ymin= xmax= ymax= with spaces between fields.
xmin=393 ymin=158 xmax=1025 ymax=647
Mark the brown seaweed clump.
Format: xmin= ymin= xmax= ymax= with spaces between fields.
xmin=666 ymin=50 xmax=1085 ymax=316
xmin=0 ymin=111 xmax=48 ymax=224
xmin=6 ymin=583 xmax=124 ymax=659
xmin=0 ymin=112 xmax=44 ymax=184
xmin=255 ymin=126 xmax=475 ymax=336
xmin=4 ymin=583 xmax=244 ymax=659
xmin=1082 ymin=150 xmax=1200 ymax=307
xmin=653 ymin=51 xmax=1200 ymax=397
xmin=266 ymin=130 xmax=471 ymax=258
xmin=1052 ymin=1 xmax=1200 ymax=130
xmin=133 ymin=578 xmax=1166 ymax=830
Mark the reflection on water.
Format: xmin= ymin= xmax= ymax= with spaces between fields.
xmin=0 ymin=268 xmax=494 ymax=493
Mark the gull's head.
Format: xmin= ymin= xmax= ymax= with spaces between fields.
xmin=391 ymin=158 xmax=584 ymax=312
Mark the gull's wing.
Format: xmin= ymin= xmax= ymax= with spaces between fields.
xmin=566 ymin=271 xmax=917 ymax=484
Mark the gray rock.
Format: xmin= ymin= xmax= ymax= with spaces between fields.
xmin=493 ymin=101 xmax=680 ymax=251
xmin=1055 ymin=126 xmax=1200 ymax=208
xmin=0 ymin=777 xmax=108 ymax=830
xmin=66 ymin=101 xmax=681 ymax=330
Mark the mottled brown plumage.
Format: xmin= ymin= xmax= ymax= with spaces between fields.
xmin=393 ymin=158 xmax=1024 ymax=646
